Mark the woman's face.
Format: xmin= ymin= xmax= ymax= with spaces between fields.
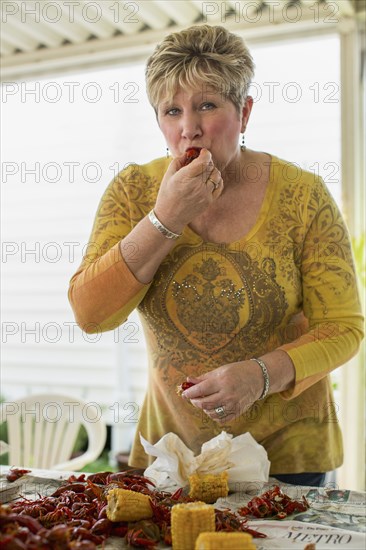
xmin=157 ymin=85 xmax=252 ymax=171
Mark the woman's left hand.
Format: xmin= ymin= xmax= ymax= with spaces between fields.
xmin=181 ymin=361 xmax=265 ymax=424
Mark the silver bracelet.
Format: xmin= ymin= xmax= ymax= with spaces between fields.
xmin=148 ymin=209 xmax=182 ymax=240
xmin=250 ymin=358 xmax=270 ymax=400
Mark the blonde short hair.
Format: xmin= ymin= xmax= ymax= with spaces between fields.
xmin=145 ymin=24 xmax=255 ymax=113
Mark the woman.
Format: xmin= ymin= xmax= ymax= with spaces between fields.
xmin=69 ymin=25 xmax=364 ymax=487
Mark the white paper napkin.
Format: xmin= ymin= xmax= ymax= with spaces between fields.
xmin=140 ymin=431 xmax=270 ymax=490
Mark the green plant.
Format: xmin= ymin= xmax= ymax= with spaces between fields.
xmin=80 ymin=450 xmax=117 ymax=473
xmin=72 ymin=425 xmax=89 ymax=454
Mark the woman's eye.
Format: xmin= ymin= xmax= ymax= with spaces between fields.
xmin=166 ymin=107 xmax=180 ymax=116
xmin=201 ymin=102 xmax=216 ymax=110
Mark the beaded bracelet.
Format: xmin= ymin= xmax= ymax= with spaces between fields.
xmin=250 ymin=358 xmax=270 ymax=400
xmin=148 ymin=209 xmax=182 ymax=240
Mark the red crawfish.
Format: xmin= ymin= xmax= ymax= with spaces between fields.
xmin=238 ymin=485 xmax=309 ymax=519
xmin=215 ymin=508 xmax=267 ymax=538
xmin=125 ymin=519 xmax=160 ymax=548
xmin=6 ymin=468 xmax=31 ymax=482
xmin=176 ymin=381 xmax=196 ymax=396
xmin=181 ymin=147 xmax=202 ymax=167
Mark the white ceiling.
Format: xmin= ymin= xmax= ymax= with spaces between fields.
xmin=0 ymin=0 xmax=362 ymax=79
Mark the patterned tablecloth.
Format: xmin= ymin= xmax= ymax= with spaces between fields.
xmin=1 ymin=467 xmax=365 ymax=549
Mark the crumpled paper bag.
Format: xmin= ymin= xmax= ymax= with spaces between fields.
xmin=140 ymin=431 xmax=270 ymax=490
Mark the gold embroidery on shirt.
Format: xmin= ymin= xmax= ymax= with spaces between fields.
xmin=139 ymin=245 xmax=288 ymax=372
xmin=171 ymin=257 xmax=247 ymax=351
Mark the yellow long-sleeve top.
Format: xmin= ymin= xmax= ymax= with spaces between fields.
xmin=69 ymin=155 xmax=364 ymax=474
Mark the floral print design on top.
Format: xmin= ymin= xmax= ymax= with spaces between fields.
xmin=264 ymin=174 xmax=355 ymax=318
xmin=80 ymin=163 xmax=160 ymax=265
xmin=301 ymin=200 xmax=355 ymax=317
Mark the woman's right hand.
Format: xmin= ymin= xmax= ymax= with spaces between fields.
xmin=154 ymin=148 xmax=223 ymax=234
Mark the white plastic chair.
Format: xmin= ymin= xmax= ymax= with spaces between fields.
xmin=0 ymin=394 xmax=107 ymax=470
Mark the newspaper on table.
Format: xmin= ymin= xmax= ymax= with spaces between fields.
xmin=216 ymin=481 xmax=366 ymax=549
xmin=0 ymin=467 xmax=365 ymax=548
xmin=0 ymin=466 xmax=73 ymax=504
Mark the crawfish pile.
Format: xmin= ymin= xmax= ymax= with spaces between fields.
xmin=238 ymin=484 xmax=309 ymax=520
xmin=0 ymin=470 xmax=266 ymax=549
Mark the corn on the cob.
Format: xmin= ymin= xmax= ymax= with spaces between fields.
xmin=189 ymin=471 xmax=229 ymax=503
xmin=106 ymin=488 xmax=153 ymax=522
xmin=171 ymin=502 xmax=215 ymax=550
xmin=195 ymin=531 xmax=256 ymax=549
